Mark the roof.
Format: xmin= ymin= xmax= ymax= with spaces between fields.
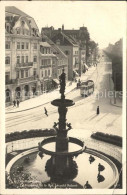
xmin=51 ymin=44 xmax=68 ymax=59
xmin=40 ymin=42 xmax=51 ymax=47
xmin=60 ymin=32 xmax=78 ymax=46
xmin=5 ymin=6 xmax=31 ymax=18
xmin=42 ymin=34 xmax=68 ymax=59
xmin=5 ymin=6 xmax=39 ymax=32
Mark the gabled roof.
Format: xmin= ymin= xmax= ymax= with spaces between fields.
xmin=60 ymin=32 xmax=78 ymax=46
xmin=42 ymin=34 xmax=68 ymax=59
xmin=5 ymin=6 xmax=40 ymax=34
xmin=51 ymin=44 xmax=68 ymax=59
xmin=5 ymin=6 xmax=31 ymax=18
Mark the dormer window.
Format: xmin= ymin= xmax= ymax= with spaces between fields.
xmin=56 ymin=39 xmax=60 ymax=45
xmin=6 ymin=25 xmax=10 ymax=33
xmin=21 ymin=21 xmax=25 ymax=27
xmin=17 ymin=28 xmax=20 ymax=35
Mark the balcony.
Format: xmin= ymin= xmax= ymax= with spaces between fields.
xmin=40 ymin=64 xmax=51 ymax=69
xmin=5 ymin=79 xmax=17 ymax=85
xmin=16 ymin=62 xmax=33 ymax=69
xmin=17 ymin=76 xmax=37 ymax=84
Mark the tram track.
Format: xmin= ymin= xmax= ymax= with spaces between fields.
xmin=6 ymin=66 xmax=101 ymax=130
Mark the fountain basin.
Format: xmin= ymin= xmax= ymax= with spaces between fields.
xmin=39 ymin=136 xmax=85 ymax=156
xmin=6 ymin=147 xmax=119 ymax=189
xmin=51 ymin=99 xmax=75 ymax=107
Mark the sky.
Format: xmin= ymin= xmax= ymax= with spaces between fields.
xmin=3 ymin=1 xmax=126 ymax=49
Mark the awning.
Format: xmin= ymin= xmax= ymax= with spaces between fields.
xmin=52 ymin=79 xmax=59 ymax=85
xmin=73 ymin=70 xmax=79 ymax=76
xmin=84 ymin=64 xmax=89 ymax=70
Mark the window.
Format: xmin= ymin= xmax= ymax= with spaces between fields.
xmin=26 ymin=56 xmax=28 ymax=63
xmin=33 ymin=68 xmax=37 ymax=76
xmin=42 ymin=48 xmax=45 ymax=54
xmin=17 ymin=42 xmax=20 ymax=49
xmin=25 ymin=70 xmax=28 ymax=77
xmin=6 ymin=25 xmax=10 ymax=33
xmin=65 ymin=50 xmax=69 ymax=55
xmin=6 ymin=42 xmax=10 ymax=49
xmin=33 ymin=56 xmax=37 ymax=63
xmin=22 ymin=29 xmax=25 ymax=35
xmin=26 ymin=43 xmax=29 ymax=49
xmin=16 ymin=28 xmax=20 ymax=35
xmin=41 ymin=59 xmax=44 ymax=65
xmin=53 ymin=60 xmax=55 ymax=65
xmin=48 ymin=59 xmax=51 ymax=65
xmin=33 ymin=43 xmax=37 ymax=49
xmin=21 ymin=42 xmax=24 ymax=49
xmin=41 ymin=71 xmax=43 ymax=77
xmin=56 ymin=39 xmax=60 ymax=45
xmin=5 ymin=56 xmax=10 ymax=64
xmin=21 ymin=70 xmax=24 ymax=78
xmin=45 ymin=70 xmax=47 ymax=77
xmin=48 ymin=69 xmax=50 ymax=76
xmin=21 ymin=56 xmax=24 ymax=63
xmin=17 ymin=56 xmax=20 ymax=64
xmin=21 ymin=21 xmax=25 ymax=27
xmin=16 ymin=71 xmax=19 ymax=78
xmin=5 ymin=73 xmax=10 ymax=82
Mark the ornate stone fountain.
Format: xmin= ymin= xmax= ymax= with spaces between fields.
xmin=38 ymin=69 xmax=85 ymax=184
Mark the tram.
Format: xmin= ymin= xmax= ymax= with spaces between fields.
xmin=80 ymin=80 xmax=94 ymax=96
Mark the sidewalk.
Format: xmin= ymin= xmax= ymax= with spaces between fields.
xmin=6 ymin=66 xmax=96 ymax=114
xmin=109 ymin=74 xmax=122 ymax=108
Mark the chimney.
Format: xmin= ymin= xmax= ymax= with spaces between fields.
xmin=62 ymin=24 xmax=64 ymax=31
xmin=58 ymin=28 xmax=61 ymax=33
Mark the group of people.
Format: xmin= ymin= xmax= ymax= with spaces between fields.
xmin=13 ymin=99 xmax=20 ymax=107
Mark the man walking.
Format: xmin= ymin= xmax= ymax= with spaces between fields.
xmin=44 ymin=107 xmax=48 ymax=116
xmin=17 ymin=99 xmax=20 ymax=107
xmin=13 ymin=100 xmax=16 ymax=107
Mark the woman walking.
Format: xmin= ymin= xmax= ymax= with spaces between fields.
xmin=97 ymin=106 xmax=100 ymax=115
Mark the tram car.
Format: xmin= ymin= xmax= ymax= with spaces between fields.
xmin=80 ymin=80 xmax=94 ymax=96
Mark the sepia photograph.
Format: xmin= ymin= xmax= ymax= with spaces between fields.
xmin=0 ymin=0 xmax=126 ymax=194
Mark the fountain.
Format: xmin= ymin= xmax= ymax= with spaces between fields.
xmin=6 ymin=69 xmax=119 ymax=189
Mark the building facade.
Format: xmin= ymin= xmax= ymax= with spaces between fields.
xmin=39 ymin=42 xmax=57 ymax=92
xmin=41 ymin=34 xmax=68 ymax=84
xmin=49 ymin=30 xmax=79 ymax=81
xmin=5 ymin=6 xmax=41 ymax=106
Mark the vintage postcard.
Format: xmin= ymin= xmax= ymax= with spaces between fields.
xmin=0 ymin=0 xmax=126 ymax=194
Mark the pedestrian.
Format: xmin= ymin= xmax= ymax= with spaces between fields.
xmin=13 ymin=100 xmax=16 ymax=107
xmin=44 ymin=107 xmax=48 ymax=116
xmin=17 ymin=99 xmax=20 ymax=107
xmin=97 ymin=106 xmax=100 ymax=115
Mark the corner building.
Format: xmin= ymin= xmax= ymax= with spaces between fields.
xmin=5 ymin=6 xmax=41 ymax=106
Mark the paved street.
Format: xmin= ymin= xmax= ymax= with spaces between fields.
xmin=6 ymin=58 xmax=122 ymax=137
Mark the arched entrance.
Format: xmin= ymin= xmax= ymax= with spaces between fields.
xmin=5 ymin=89 xmax=11 ymax=103
xmin=15 ymin=87 xmax=21 ymax=99
xmin=24 ymin=85 xmax=29 ymax=99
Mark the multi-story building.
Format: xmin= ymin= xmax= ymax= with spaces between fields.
xmin=5 ymin=6 xmax=41 ymax=106
xmin=42 ymin=25 xmax=99 ymax=72
xmin=39 ymin=42 xmax=57 ymax=92
xmin=42 ymin=35 xmax=68 ymax=81
xmin=45 ymin=29 xmax=79 ymax=81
